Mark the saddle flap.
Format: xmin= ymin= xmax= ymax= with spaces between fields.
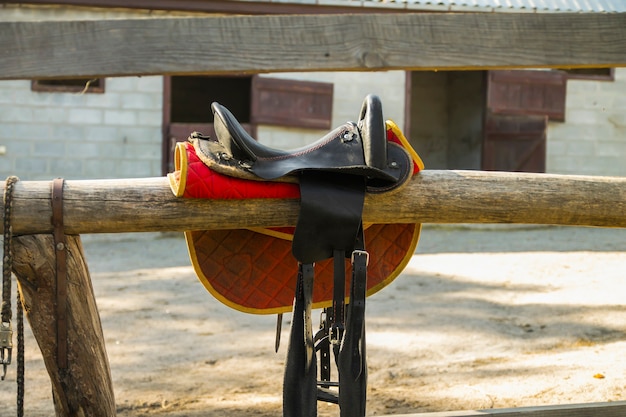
xmin=292 ymin=171 xmax=366 ymax=264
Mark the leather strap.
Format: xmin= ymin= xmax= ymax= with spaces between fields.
xmin=289 ymin=171 xmax=368 ymax=416
xmin=283 ymin=263 xmax=317 ymax=417
xmin=331 ymin=250 xmax=345 ymax=350
xmin=52 ymin=178 xmax=68 ymax=371
xmin=317 ymin=308 xmax=332 ymax=387
xmin=292 ymin=171 xmax=366 ymax=264
xmin=338 ymin=227 xmax=368 ymax=417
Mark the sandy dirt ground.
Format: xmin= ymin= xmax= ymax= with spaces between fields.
xmin=1 ymin=225 xmax=625 ymax=416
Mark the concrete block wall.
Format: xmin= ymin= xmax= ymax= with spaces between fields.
xmin=0 ymin=70 xmax=403 ymax=180
xmin=547 ymin=68 xmax=626 ymax=177
xmin=257 ymin=71 xmax=406 ymax=150
xmin=0 ymin=77 xmax=163 ymax=180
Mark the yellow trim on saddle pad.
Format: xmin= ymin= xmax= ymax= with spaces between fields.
xmin=185 ymin=223 xmax=421 ymax=315
xmin=386 ymin=119 xmax=425 ymax=171
xmin=167 ymin=141 xmax=188 ymax=197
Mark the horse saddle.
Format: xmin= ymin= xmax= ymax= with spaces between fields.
xmin=168 ymin=96 xmax=424 ymax=314
xmin=168 ymin=94 xmax=424 ymax=417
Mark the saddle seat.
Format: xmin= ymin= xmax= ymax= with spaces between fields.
xmin=193 ymin=95 xmax=413 ymax=192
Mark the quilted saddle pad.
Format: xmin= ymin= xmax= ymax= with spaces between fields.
xmin=168 ymin=121 xmax=424 ymax=314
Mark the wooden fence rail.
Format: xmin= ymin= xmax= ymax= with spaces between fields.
xmin=1 ymin=13 xmax=625 ymax=79
xmin=2 ymin=170 xmax=626 ymax=235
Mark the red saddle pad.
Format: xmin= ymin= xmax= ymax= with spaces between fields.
xmin=168 ymin=121 xmax=424 ymax=314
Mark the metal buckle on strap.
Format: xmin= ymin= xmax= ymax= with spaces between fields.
xmin=350 ymin=250 xmax=369 ymax=266
xmin=329 ymin=323 xmax=344 ymax=346
xmin=0 ymin=321 xmax=12 ymax=380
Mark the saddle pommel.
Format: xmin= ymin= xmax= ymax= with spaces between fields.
xmin=192 ymin=95 xmax=413 ymax=193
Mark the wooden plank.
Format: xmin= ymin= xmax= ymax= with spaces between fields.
xmin=1 ymin=170 xmax=625 ymax=235
xmin=1 ymin=13 xmax=625 ymax=79
xmin=381 ymin=400 xmax=626 ymax=416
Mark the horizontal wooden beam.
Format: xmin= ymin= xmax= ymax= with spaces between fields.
xmin=1 ymin=170 xmax=625 ymax=235
xmin=1 ymin=13 xmax=625 ymax=79
xmin=383 ymin=400 xmax=626 ymax=416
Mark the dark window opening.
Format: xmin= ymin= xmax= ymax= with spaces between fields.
xmin=32 ymin=78 xmax=105 ymax=93
xmin=556 ymin=68 xmax=614 ymax=81
xmin=170 ymin=76 xmax=252 ymax=123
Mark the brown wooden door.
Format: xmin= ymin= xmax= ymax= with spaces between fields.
xmin=482 ymin=70 xmax=566 ymax=172
xmin=482 ymin=114 xmax=547 ymax=172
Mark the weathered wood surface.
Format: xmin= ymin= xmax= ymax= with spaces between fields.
xmin=1 ymin=13 xmax=625 ymax=80
xmin=12 ymin=234 xmax=116 ymax=417
xmin=1 ymin=170 xmax=625 ymax=235
xmin=383 ymin=400 xmax=626 ymax=416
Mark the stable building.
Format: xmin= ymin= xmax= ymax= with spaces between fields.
xmin=1 ymin=1 xmax=625 ymax=180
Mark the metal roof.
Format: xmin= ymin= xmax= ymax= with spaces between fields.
xmin=388 ymin=0 xmax=626 ymax=13
xmin=246 ymin=0 xmax=626 ymax=13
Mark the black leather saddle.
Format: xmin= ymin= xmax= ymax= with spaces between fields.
xmin=194 ymin=95 xmax=413 ymax=194
xmin=189 ymin=95 xmax=416 ymax=417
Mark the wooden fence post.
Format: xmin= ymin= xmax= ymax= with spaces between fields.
xmin=11 ymin=234 xmax=115 ymax=417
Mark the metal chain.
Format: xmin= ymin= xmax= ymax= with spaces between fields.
xmin=2 ymin=176 xmax=19 ymax=382
xmin=1 ymin=176 xmax=17 ymax=326
xmin=16 ymin=290 xmax=24 ymax=417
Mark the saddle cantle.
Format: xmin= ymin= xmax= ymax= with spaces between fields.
xmin=168 ymin=98 xmax=424 ymax=314
xmin=168 ymin=95 xmax=424 ymax=417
